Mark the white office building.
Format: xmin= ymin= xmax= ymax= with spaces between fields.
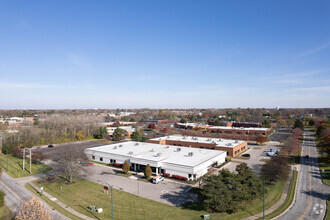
xmin=85 ymin=141 xmax=226 ymax=181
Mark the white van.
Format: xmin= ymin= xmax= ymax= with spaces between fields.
xmin=152 ymin=175 xmax=165 ymax=184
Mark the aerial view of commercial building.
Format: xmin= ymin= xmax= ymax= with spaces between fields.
xmin=85 ymin=141 xmax=226 ymax=181
xmin=148 ymin=135 xmax=247 ymax=157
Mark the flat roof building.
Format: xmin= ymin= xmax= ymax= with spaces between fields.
xmin=206 ymin=126 xmax=271 ymax=141
xmin=106 ymin=126 xmax=135 ymax=137
xmin=175 ymin=123 xmax=210 ymax=131
xmin=148 ymin=135 xmax=248 ymax=157
xmin=85 ymin=141 xmax=226 ymax=181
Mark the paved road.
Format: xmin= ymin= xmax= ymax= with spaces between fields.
xmin=80 ymin=164 xmax=197 ymax=207
xmin=277 ymin=129 xmax=330 ymax=220
xmin=0 ymin=172 xmax=68 ymax=219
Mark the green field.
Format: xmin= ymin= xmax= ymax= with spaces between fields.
xmin=262 ymin=170 xmax=298 ymax=219
xmin=0 ymin=205 xmax=12 ymax=219
xmin=33 ymin=176 xmax=287 ymax=220
xmin=318 ymin=156 xmax=330 ymax=186
xmin=0 ymin=153 xmax=52 ymax=178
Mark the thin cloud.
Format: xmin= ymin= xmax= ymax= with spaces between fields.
xmin=298 ymin=41 xmax=330 ymax=58
xmin=67 ymin=53 xmax=92 ymax=69
xmin=293 ymin=86 xmax=330 ymax=92
xmin=0 ymin=81 xmax=91 ymax=90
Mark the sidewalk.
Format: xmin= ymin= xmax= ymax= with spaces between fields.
xmin=244 ymin=166 xmax=295 ymax=220
xmin=29 ymin=182 xmax=97 ymax=220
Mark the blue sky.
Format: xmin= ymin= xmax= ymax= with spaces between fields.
xmin=0 ymin=1 xmax=329 ymax=109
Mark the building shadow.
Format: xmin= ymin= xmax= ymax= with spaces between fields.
xmin=160 ymin=184 xmax=197 ymax=207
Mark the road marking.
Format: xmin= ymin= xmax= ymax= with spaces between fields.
xmin=0 ymin=180 xmax=24 ymax=201
xmin=298 ymin=133 xmax=312 ymax=220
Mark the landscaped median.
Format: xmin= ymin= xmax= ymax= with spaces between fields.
xmin=0 ymin=153 xmax=52 ymax=178
xmin=24 ymin=175 xmax=289 ymax=220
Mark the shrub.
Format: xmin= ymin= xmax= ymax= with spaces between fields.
xmin=113 ymin=163 xmax=122 ymax=168
xmin=163 ymin=173 xmax=171 ymax=178
xmin=144 ymin=164 xmax=152 ymax=179
xmin=122 ymin=160 xmax=130 ymax=174
xmin=0 ymin=190 xmax=5 ymax=207
xmin=225 ymin=156 xmax=231 ymax=162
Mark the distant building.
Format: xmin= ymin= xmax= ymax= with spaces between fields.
xmin=148 ymin=135 xmax=247 ymax=157
xmin=85 ymin=141 xmax=226 ymax=181
xmin=174 ymin=123 xmax=210 ymax=131
xmin=106 ymin=126 xmax=135 ymax=137
xmin=206 ymin=126 xmax=271 ymax=141
xmin=140 ymin=119 xmax=169 ymax=124
xmin=102 ymin=121 xmax=137 ymax=127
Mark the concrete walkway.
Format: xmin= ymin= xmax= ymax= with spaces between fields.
xmin=29 ymin=182 xmax=96 ymax=220
xmin=244 ymin=166 xmax=296 ymax=220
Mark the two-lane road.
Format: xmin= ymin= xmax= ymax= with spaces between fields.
xmin=277 ymin=129 xmax=329 ymax=220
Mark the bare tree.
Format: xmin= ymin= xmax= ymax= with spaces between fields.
xmin=53 ymin=145 xmax=87 ymax=183
xmin=15 ymin=197 xmax=51 ymax=220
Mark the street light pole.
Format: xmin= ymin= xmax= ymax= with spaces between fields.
xmin=23 ymin=147 xmax=25 ymax=170
xmin=111 ymin=185 xmax=113 ymax=220
xmin=263 ymin=178 xmax=265 ymax=220
xmin=41 ymin=163 xmax=43 ymax=197
xmin=6 ymin=149 xmax=8 ymax=172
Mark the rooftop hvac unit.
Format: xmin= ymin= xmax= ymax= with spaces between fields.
xmin=150 ymin=148 xmax=155 ymax=152
xmin=119 ymin=144 xmax=123 ymax=147
xmin=113 ymin=146 xmax=117 ymax=149
xmin=165 ymin=146 xmax=170 ymax=148
xmin=183 ymin=136 xmax=186 ymax=139
xmin=212 ymin=141 xmax=216 ymax=144
xmin=135 ymin=143 xmax=139 ymax=146
xmin=177 ymin=147 xmax=181 ymax=152
xmin=128 ymin=151 xmax=133 ymax=155
xmin=188 ymin=152 xmax=194 ymax=157
xmin=227 ymin=143 xmax=232 ymax=146
xmin=207 ymin=138 xmax=211 ymax=141
xmin=219 ymin=139 xmax=222 ymax=141
xmin=157 ymin=153 xmax=162 ymax=157
xmin=234 ymin=140 xmax=238 ymax=143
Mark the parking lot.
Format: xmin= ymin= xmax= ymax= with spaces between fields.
xmin=80 ymin=164 xmax=197 ymax=207
xmin=221 ymin=141 xmax=281 ymax=175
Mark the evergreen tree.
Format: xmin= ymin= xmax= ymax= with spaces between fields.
xmin=112 ymin=128 xmax=127 ymax=141
xmin=122 ymin=160 xmax=130 ymax=173
xmin=293 ymin=119 xmax=304 ymax=130
xmin=144 ymin=164 xmax=152 ymax=179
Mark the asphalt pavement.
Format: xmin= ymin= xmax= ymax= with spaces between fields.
xmin=0 ymin=172 xmax=68 ymax=219
xmin=276 ymin=129 xmax=330 ymax=220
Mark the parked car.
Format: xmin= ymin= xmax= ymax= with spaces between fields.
xmin=152 ymin=175 xmax=164 ymax=184
xmin=267 ymin=151 xmax=276 ymax=157
xmin=48 ymin=144 xmax=55 ymax=148
xmin=242 ymin=154 xmax=250 ymax=157
xmin=306 ymin=155 xmax=309 ymax=159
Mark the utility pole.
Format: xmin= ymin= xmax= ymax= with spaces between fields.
xmin=263 ymin=178 xmax=265 ymax=220
xmin=111 ymin=185 xmax=113 ymax=220
xmin=6 ymin=149 xmax=8 ymax=172
xmin=29 ymin=148 xmax=32 ymax=174
xmin=41 ymin=164 xmax=43 ymax=197
xmin=23 ymin=147 xmax=25 ymax=170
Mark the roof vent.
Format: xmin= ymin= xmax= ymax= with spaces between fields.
xmin=156 ymin=153 xmax=162 ymax=157
xmin=113 ymin=146 xmax=117 ymax=149
xmin=128 ymin=151 xmax=133 ymax=155
xmin=119 ymin=144 xmax=123 ymax=147
xmin=183 ymin=136 xmax=186 ymax=139
xmin=228 ymin=143 xmax=232 ymax=146
xmin=234 ymin=140 xmax=238 ymax=143
xmin=212 ymin=141 xmax=216 ymax=144
xmin=188 ymin=152 xmax=194 ymax=157
xmin=150 ymin=148 xmax=155 ymax=152
xmin=219 ymin=139 xmax=222 ymax=141
xmin=177 ymin=147 xmax=181 ymax=152
xmin=165 ymin=146 xmax=170 ymax=149
xmin=135 ymin=143 xmax=139 ymax=146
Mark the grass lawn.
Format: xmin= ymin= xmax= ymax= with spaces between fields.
xmin=0 ymin=204 xmax=11 ymax=219
xmin=262 ymin=170 xmax=298 ymax=219
xmin=326 ymin=198 xmax=330 ymax=220
xmin=25 ymin=184 xmax=83 ymax=220
xmin=318 ymin=156 xmax=330 ymax=186
xmin=0 ymin=154 xmax=52 ymax=178
xmin=260 ymin=159 xmax=270 ymax=162
xmin=117 ymin=172 xmax=132 ymax=177
xmin=33 ymin=175 xmax=287 ymax=220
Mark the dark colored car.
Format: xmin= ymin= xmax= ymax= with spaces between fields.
xmin=306 ymin=155 xmax=309 ymax=159
xmin=242 ymin=154 xmax=251 ymax=157
xmin=48 ymin=144 xmax=55 ymax=148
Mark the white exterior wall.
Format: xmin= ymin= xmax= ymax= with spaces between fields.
xmin=85 ymin=148 xmax=226 ymax=180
